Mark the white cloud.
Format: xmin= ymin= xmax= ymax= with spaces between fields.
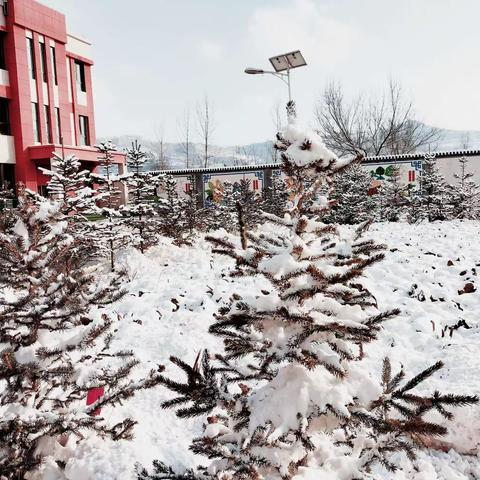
xmin=248 ymin=0 xmax=357 ymax=70
xmin=199 ymin=40 xmax=224 ymax=61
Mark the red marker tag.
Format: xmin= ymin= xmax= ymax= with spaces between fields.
xmin=86 ymin=387 xmax=104 ymax=416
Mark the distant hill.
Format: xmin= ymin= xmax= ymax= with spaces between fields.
xmin=435 ymin=128 xmax=480 ymax=151
xmin=105 ymin=135 xmax=277 ymax=170
xmin=103 ymin=126 xmax=480 ymax=171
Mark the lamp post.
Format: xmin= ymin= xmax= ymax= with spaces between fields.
xmin=244 ymin=50 xmax=307 ymax=103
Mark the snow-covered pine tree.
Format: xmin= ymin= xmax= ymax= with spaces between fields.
xmin=262 ymin=173 xmax=289 ymax=218
xmin=449 ymin=157 xmax=480 ymax=219
xmin=202 ymin=180 xmax=262 ymax=235
xmin=90 ymin=141 xmax=130 ymax=270
xmin=214 ymin=181 xmax=237 ymax=230
xmin=156 ymin=175 xmax=194 ymax=244
xmin=121 ymin=140 xmax=163 ymax=253
xmin=406 ymin=189 xmax=424 ymax=224
xmin=231 ymin=178 xmax=262 ymax=229
xmin=38 ymin=152 xmax=98 ymax=217
xmin=327 ymin=162 xmax=377 ymax=224
xmin=378 ymin=164 xmax=408 ymax=222
xmin=0 ymin=192 xmax=163 ymax=479
xmin=183 ymin=178 xmax=205 ymax=237
xmin=201 ymin=181 xmax=236 ymax=233
xmin=138 ymin=103 xmax=477 ymax=479
xmin=418 ymin=153 xmax=451 ymax=222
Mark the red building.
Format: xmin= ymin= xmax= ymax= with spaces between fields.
xmin=0 ymin=0 xmax=125 ymax=194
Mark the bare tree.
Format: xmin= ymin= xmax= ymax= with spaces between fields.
xmin=196 ymin=96 xmax=215 ymax=168
xmin=152 ymin=125 xmax=169 ymax=170
xmin=177 ymin=107 xmax=192 ymax=168
xmin=461 ymin=131 xmax=471 ymax=150
xmin=315 ymin=79 xmax=441 ymax=157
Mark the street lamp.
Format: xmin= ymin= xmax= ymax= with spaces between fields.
xmin=245 ymin=50 xmax=307 ymax=102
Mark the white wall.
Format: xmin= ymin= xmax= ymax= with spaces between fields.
xmin=77 ymin=90 xmax=87 ymax=106
xmin=30 ymin=78 xmax=37 ymax=102
xmin=436 ymin=155 xmax=480 ymax=183
xmin=0 ymin=7 xmax=6 ymax=28
xmin=0 ymin=136 xmax=16 ymax=164
xmin=0 ymin=69 xmax=8 ymax=87
xmin=66 ymin=34 xmax=92 ymax=59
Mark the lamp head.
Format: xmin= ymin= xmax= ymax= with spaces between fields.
xmin=245 ymin=68 xmax=265 ymax=75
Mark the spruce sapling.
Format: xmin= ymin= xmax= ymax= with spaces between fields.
xmin=138 ymin=103 xmax=477 ymax=479
xmin=378 ymin=164 xmax=408 ymax=222
xmin=121 ymin=140 xmax=163 ymax=253
xmin=418 ymin=154 xmax=451 ymax=221
xmin=450 ymin=157 xmax=479 ymax=219
xmin=262 ymin=173 xmax=289 ymax=218
xmin=0 ymin=192 xmax=164 ymax=479
xmin=90 ymin=141 xmax=130 ymax=270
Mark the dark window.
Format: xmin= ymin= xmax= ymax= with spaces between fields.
xmin=75 ymin=60 xmax=86 ymax=92
xmin=79 ymin=115 xmax=89 ymax=146
xmin=0 ymin=164 xmax=15 ymax=194
xmin=44 ymin=105 xmax=52 ymax=143
xmin=50 ymin=46 xmax=58 ymax=85
xmin=39 ymin=41 xmax=47 ymax=82
xmin=32 ymin=102 xmax=40 ymax=143
xmin=0 ymin=32 xmax=6 ymax=70
xmin=37 ymin=185 xmax=48 ymax=197
xmin=55 ymin=107 xmax=61 ymax=144
xmin=27 ymin=37 xmax=36 ymax=80
xmin=0 ymin=98 xmax=10 ymax=135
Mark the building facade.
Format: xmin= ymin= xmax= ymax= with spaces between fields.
xmin=0 ymin=0 xmax=124 ymax=194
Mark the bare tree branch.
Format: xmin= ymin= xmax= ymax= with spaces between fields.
xmin=315 ymin=79 xmax=441 ymax=157
xmin=152 ymin=124 xmax=169 ymax=170
xmin=196 ymin=96 xmax=216 ymax=168
xmin=177 ymin=108 xmax=192 ymax=168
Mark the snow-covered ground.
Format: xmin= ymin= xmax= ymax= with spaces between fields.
xmin=57 ymin=221 xmax=480 ymax=480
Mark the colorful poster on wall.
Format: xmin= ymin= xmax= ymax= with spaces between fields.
xmin=203 ymin=171 xmax=264 ymax=204
xmin=366 ymin=161 xmax=423 ymax=193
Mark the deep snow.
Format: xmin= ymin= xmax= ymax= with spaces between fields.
xmin=36 ymin=221 xmax=480 ymax=479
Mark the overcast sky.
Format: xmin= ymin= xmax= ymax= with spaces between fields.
xmin=42 ymin=0 xmax=480 ymax=146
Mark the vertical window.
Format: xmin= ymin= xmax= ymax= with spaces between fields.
xmin=44 ymin=105 xmax=52 ymax=143
xmin=0 ymin=32 xmax=6 ymax=70
xmin=55 ymin=107 xmax=62 ymax=144
xmin=39 ymin=41 xmax=47 ymax=82
xmin=79 ymin=115 xmax=89 ymax=146
xmin=75 ymin=61 xmax=86 ymax=92
xmin=50 ymin=46 xmax=58 ymax=85
xmin=0 ymin=98 xmax=10 ymax=135
xmin=27 ymin=37 xmax=36 ymax=80
xmin=31 ymin=102 xmax=40 ymax=143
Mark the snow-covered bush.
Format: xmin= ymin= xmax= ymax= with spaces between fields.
xmin=0 ymin=192 xmax=163 ymax=479
xmin=137 ymin=103 xmax=478 ymax=480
